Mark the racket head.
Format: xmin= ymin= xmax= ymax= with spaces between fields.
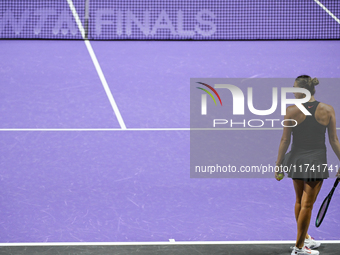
xmin=315 ymin=194 xmax=331 ymax=227
xmin=315 ymin=178 xmax=339 ymax=227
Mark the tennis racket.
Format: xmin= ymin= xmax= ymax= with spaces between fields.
xmin=315 ymin=177 xmax=340 ymax=227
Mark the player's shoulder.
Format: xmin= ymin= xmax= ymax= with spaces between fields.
xmin=286 ymin=105 xmax=300 ymax=114
xmin=318 ymin=102 xmax=334 ymax=114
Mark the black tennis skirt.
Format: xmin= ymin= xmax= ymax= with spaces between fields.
xmin=282 ymin=145 xmax=329 ymax=181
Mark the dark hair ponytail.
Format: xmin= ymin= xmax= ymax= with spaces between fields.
xmin=295 ymin=75 xmax=319 ymax=96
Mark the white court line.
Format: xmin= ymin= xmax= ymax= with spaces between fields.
xmin=66 ymin=0 xmax=127 ymax=130
xmin=0 ymin=128 xmax=340 ymax=132
xmin=314 ymin=0 xmax=340 ymax=24
xmin=0 ymin=240 xmax=339 ymax=246
xmin=0 ymin=128 xmax=189 ymax=132
xmin=0 ymin=128 xmax=340 ymax=131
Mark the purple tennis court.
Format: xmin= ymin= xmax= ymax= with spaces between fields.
xmin=1 ymin=1 xmax=340 ymax=255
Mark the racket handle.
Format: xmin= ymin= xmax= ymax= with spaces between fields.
xmin=335 ymin=177 xmax=340 ymax=188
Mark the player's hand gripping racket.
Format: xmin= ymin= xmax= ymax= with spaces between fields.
xmin=315 ymin=177 xmax=340 ymax=227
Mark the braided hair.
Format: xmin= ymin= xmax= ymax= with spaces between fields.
xmin=295 ymin=75 xmax=319 ymax=96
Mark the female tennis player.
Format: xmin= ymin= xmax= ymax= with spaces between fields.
xmin=275 ymin=75 xmax=340 ymax=255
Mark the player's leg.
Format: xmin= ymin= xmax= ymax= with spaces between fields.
xmin=293 ymin=179 xmax=310 ymax=240
xmin=293 ymin=179 xmax=321 ymax=241
xmin=293 ymin=179 xmax=304 ymax=223
xmin=295 ymin=180 xmax=323 ymax=249
xmin=304 ymin=179 xmax=324 ymax=249
xmin=312 ymin=179 xmax=323 ymax=203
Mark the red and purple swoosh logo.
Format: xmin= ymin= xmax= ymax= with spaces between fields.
xmin=196 ymin=82 xmax=222 ymax=106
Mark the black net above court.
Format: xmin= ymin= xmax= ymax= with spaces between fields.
xmin=0 ymin=0 xmax=339 ymax=40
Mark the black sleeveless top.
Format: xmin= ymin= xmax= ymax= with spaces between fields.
xmin=292 ymin=101 xmax=326 ymax=150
